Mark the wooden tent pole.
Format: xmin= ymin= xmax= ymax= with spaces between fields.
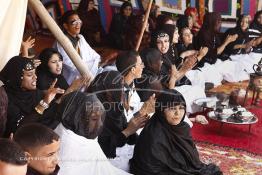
xmin=135 ymin=0 xmax=153 ymax=51
xmin=28 ymin=0 xmax=93 ymax=80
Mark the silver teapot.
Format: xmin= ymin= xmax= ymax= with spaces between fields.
xmin=253 ymin=58 xmax=262 ymax=76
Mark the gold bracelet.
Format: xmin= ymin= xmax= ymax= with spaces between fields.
xmin=35 ymin=106 xmax=43 ymax=115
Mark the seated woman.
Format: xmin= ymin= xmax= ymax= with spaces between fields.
xmin=223 ymin=15 xmax=252 ymax=56
xmin=176 ymin=27 xmax=195 ymax=56
xmin=90 ymin=71 xmax=153 ymax=170
xmin=248 ymin=10 xmax=262 ymax=41
xmin=0 ymin=56 xmax=65 ymax=136
xmin=136 ymin=48 xmax=208 ymax=125
xmin=195 ymin=12 xmax=228 ymax=65
xmin=194 ymin=12 xmax=246 ymax=85
xmin=54 ymin=91 xmax=131 ymax=175
xmin=152 ymin=27 xmax=192 ymax=86
xmin=248 ymin=10 xmax=262 ymax=52
xmin=108 ymin=1 xmax=133 ymax=49
xmin=77 ymin=0 xmax=103 ymax=47
xmin=37 ymin=48 xmax=69 ymax=94
xmin=130 ymin=89 xmax=222 ymax=175
xmin=90 ymin=71 xmax=150 ymax=156
xmin=152 ymin=28 xmax=207 ymax=114
xmin=135 ymin=48 xmax=164 ymax=98
xmin=54 ymin=10 xmax=101 ymax=84
xmin=224 ymin=15 xmax=262 ymax=75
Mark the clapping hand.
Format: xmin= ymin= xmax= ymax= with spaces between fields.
xmin=226 ymin=34 xmax=238 ymax=44
xmin=139 ymin=93 xmax=156 ymax=117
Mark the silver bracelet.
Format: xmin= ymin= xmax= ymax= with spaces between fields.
xmin=39 ymin=100 xmax=49 ymax=109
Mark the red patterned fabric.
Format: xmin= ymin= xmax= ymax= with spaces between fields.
xmin=192 ymin=100 xmax=262 ymax=155
xmin=197 ymin=142 xmax=262 ymax=175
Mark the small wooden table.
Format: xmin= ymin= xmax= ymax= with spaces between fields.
xmin=243 ymin=73 xmax=262 ymax=106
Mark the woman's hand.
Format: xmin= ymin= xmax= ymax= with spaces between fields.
xmin=67 ymin=76 xmax=90 ymax=93
xmin=32 ymin=59 xmax=41 ymax=68
xmin=55 ymin=76 xmax=90 ymax=104
xmin=180 ymin=50 xmax=198 ymax=58
xmin=197 ymin=47 xmax=208 ymax=61
xmin=21 ymin=36 xmax=35 ymax=58
xmin=122 ymin=115 xmax=150 ymax=137
xmin=195 ymin=115 xmax=208 ymax=125
xmin=225 ymin=34 xmax=238 ymax=44
xmin=44 ymin=79 xmax=65 ymax=104
xmin=244 ymin=39 xmax=256 ymax=53
xmin=139 ymin=94 xmax=156 ymax=116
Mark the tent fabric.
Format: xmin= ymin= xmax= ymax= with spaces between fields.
xmin=0 ymin=0 xmax=28 ymax=71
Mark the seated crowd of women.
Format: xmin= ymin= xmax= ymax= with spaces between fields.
xmin=0 ymin=1 xmax=262 ymax=174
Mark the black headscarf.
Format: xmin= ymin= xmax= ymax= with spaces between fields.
xmin=0 ymin=56 xmax=43 ymax=136
xmin=37 ymin=48 xmax=69 ymax=91
xmin=120 ymin=1 xmax=133 ymax=16
xmin=58 ymin=91 xmax=105 ymax=139
xmin=135 ymin=48 xmax=162 ymax=101
xmin=195 ymin=12 xmax=222 ymax=65
xmin=0 ymin=56 xmax=43 ymax=115
xmin=223 ymin=15 xmax=250 ymax=55
xmin=152 ymin=29 xmax=191 ymax=86
xmin=250 ymin=10 xmax=262 ymax=33
xmin=130 ymin=89 xmax=222 ymax=175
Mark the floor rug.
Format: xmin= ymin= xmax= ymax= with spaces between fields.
xmin=192 ymin=102 xmax=262 ymax=154
xmin=197 ymin=142 xmax=262 ymax=175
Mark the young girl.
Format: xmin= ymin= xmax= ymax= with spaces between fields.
xmin=37 ymin=48 xmax=69 ymax=93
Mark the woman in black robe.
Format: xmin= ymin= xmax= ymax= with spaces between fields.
xmin=223 ymin=15 xmax=251 ymax=56
xmin=194 ymin=12 xmax=238 ymax=65
xmin=37 ymin=48 xmax=69 ymax=94
xmin=152 ymin=27 xmax=192 ymax=86
xmin=108 ymin=1 xmax=133 ymax=49
xmin=90 ymin=71 xmax=148 ymax=158
xmin=135 ymin=48 xmax=163 ymax=101
xmin=248 ymin=10 xmax=262 ymax=40
xmin=248 ymin=10 xmax=262 ymax=51
xmin=77 ymin=0 xmax=103 ymax=46
xmin=130 ymin=89 xmax=222 ymax=175
xmin=0 ymin=56 xmax=64 ymax=136
xmin=176 ymin=27 xmax=195 ymax=56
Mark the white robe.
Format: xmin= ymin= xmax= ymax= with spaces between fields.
xmin=54 ymin=34 xmax=102 ymax=84
xmin=54 ymin=124 xmax=132 ymax=175
xmin=174 ymin=85 xmax=206 ymax=114
xmin=230 ymin=52 xmax=262 ymax=74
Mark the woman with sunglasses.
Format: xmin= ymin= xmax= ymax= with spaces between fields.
xmin=54 ymin=10 xmax=102 ymax=84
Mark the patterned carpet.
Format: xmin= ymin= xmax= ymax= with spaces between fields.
xmin=197 ymin=142 xmax=262 ymax=175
